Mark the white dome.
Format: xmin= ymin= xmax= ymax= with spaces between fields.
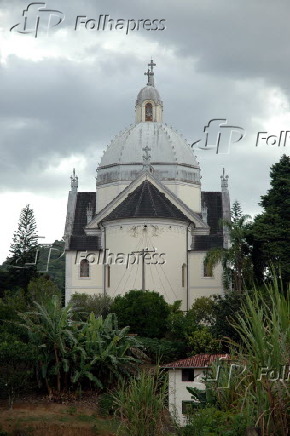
xmin=97 ymin=122 xmax=200 ymax=186
xmin=136 ymin=86 xmax=162 ymax=105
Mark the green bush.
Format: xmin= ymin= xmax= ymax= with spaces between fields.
xmin=181 ymin=407 xmax=249 ymax=436
xmin=0 ymin=339 xmax=37 ymax=400
xmin=70 ymin=293 xmax=113 ymax=321
xmin=111 ymin=290 xmax=170 ymax=338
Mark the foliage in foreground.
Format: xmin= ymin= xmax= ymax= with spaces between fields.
xmin=14 ymin=297 xmax=144 ymax=395
xmin=113 ymin=368 xmax=169 ymax=436
xmin=182 ymin=279 xmax=290 ymax=436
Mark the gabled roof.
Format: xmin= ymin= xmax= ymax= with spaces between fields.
xmin=161 ymin=353 xmax=230 ymax=369
xmin=86 ymin=171 xmax=208 ymax=231
xmin=104 ymin=180 xmax=189 ymax=222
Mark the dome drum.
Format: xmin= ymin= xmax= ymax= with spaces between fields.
xmin=96 ymin=163 xmax=200 ymax=186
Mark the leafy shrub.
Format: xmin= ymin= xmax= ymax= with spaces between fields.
xmin=138 ymin=337 xmax=186 ymax=364
xmin=0 ymin=339 xmax=37 ymax=400
xmin=111 ymin=290 xmax=170 ymax=338
xmin=70 ymin=293 xmax=113 ymax=321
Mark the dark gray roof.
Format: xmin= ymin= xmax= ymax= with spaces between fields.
xmin=191 ymin=192 xmax=224 ymax=251
xmin=68 ymin=192 xmax=100 ymax=251
xmin=201 ymin=192 xmax=223 ymax=235
xmin=193 ymin=235 xmax=223 ymax=251
xmin=104 ymin=181 xmax=189 ymax=222
xmin=67 ymin=188 xmax=225 ymax=252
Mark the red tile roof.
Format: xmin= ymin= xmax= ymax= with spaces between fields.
xmin=161 ymin=353 xmax=230 ymax=369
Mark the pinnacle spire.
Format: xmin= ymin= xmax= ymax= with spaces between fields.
xmin=220 ymin=168 xmax=229 ymax=190
xmin=70 ymin=168 xmax=78 ymax=192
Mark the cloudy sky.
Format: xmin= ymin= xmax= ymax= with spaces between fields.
xmin=0 ymin=0 xmax=289 ymax=263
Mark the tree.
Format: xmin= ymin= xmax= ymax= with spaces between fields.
xmin=7 ymin=204 xmax=39 ymax=289
xmin=205 ymin=200 xmax=252 ymax=293
xmin=251 ymin=154 xmax=290 ymax=287
xmin=9 ymin=204 xmax=38 ymax=265
xmin=27 ymin=276 xmax=61 ymax=305
xmin=111 ymin=290 xmax=170 ymax=338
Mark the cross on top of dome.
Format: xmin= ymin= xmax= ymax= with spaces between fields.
xmin=144 ymin=59 xmax=156 ymax=86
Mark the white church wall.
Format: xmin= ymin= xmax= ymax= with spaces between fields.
xmin=65 ymin=250 xmax=104 ymax=304
xmin=96 ymin=182 xmax=129 ymax=213
xmin=104 ymin=219 xmax=188 ymax=308
xmin=188 ymin=251 xmax=223 ymax=308
xmin=164 ymin=181 xmax=201 ymax=213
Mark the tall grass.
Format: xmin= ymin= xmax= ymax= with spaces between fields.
xmin=113 ymin=368 xmax=169 ymax=436
xmin=232 ymin=279 xmax=290 ymax=435
xmin=205 ymin=279 xmax=290 ymax=435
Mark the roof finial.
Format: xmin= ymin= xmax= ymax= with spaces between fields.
xmin=220 ymin=168 xmax=229 ymax=190
xmin=86 ymin=202 xmax=93 ymax=224
xmin=142 ymin=145 xmax=152 ymax=170
xmin=144 ymin=59 xmax=156 ymax=86
xmin=70 ymin=168 xmax=78 ymax=192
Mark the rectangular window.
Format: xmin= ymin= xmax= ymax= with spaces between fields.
xmin=182 ymin=401 xmax=195 ymax=415
xmin=182 ymin=368 xmax=195 ymax=381
xmin=203 ymin=261 xmax=213 ymax=277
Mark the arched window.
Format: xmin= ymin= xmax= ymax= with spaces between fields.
xmin=80 ymin=259 xmax=90 ymax=278
xmin=203 ymin=261 xmax=213 ymax=277
xmin=145 ymin=103 xmax=153 ymax=121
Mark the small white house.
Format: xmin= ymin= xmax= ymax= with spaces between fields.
xmin=162 ymin=353 xmax=230 ymax=426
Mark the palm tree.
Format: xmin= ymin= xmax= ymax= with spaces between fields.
xmin=204 ymin=201 xmax=252 ymax=293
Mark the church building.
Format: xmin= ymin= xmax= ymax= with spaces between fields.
xmin=64 ymin=60 xmax=230 ymax=310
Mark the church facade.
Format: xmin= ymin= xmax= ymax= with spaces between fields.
xmin=64 ymin=61 xmax=230 ymax=310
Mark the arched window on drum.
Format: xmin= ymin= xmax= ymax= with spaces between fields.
xmin=145 ymin=102 xmax=153 ymax=121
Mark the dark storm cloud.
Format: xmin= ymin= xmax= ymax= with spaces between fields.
xmin=0 ymin=0 xmax=288 ymax=206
